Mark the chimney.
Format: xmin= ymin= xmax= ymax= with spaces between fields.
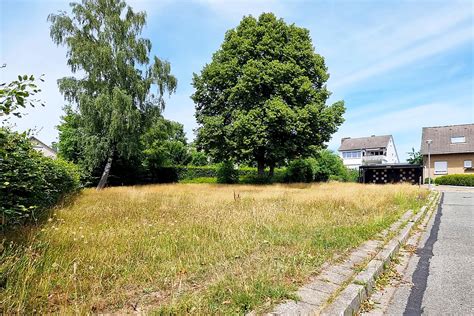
xmin=341 ymin=137 xmax=350 ymax=144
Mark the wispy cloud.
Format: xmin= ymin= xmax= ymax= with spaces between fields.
xmin=194 ymin=0 xmax=288 ymax=22
xmin=331 ymin=25 xmax=473 ymax=89
xmin=329 ymin=5 xmax=473 ymax=89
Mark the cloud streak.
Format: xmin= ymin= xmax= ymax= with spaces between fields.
xmin=331 ymin=17 xmax=473 ymax=89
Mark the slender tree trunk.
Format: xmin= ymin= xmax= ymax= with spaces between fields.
xmin=269 ymin=163 xmax=275 ymax=178
xmin=257 ymin=160 xmax=265 ymax=177
xmin=97 ymin=153 xmax=113 ymax=190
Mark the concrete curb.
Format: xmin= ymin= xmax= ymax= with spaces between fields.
xmin=320 ymin=192 xmax=440 ymax=316
xmin=262 ymin=192 xmax=439 ymax=316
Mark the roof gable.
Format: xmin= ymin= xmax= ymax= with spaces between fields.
xmin=30 ymin=136 xmax=57 ymax=154
xmin=338 ymin=135 xmax=392 ymax=151
xmin=420 ymin=124 xmax=474 ymax=155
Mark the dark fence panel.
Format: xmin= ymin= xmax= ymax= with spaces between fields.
xmin=359 ymin=164 xmax=422 ymax=184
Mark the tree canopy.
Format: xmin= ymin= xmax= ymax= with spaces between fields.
xmin=0 ymin=69 xmax=44 ymax=119
xmin=192 ymin=13 xmax=345 ymax=175
xmin=141 ymin=118 xmax=191 ymax=168
xmin=48 ymin=0 xmax=177 ymax=188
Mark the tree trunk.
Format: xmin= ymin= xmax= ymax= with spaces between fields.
xmin=257 ymin=160 xmax=265 ymax=177
xmin=269 ymin=163 xmax=275 ymax=178
xmin=96 ymin=154 xmax=113 ymax=190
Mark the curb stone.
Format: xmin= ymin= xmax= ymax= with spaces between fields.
xmin=260 ymin=192 xmax=438 ymax=316
xmin=320 ymin=192 xmax=440 ymax=316
xmin=360 ymin=192 xmax=441 ymax=315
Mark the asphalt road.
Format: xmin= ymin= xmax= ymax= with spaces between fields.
xmin=385 ymin=189 xmax=474 ymax=315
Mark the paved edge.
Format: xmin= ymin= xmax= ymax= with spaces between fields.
xmin=360 ymin=192 xmax=443 ymax=315
xmin=259 ymin=192 xmax=439 ymax=316
xmin=320 ymin=191 xmax=441 ymax=316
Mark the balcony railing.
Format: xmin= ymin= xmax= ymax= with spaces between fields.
xmin=362 ymin=155 xmax=387 ymax=164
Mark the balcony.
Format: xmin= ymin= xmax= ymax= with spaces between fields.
xmin=362 ymin=155 xmax=388 ymax=165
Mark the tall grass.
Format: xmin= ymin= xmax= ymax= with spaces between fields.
xmin=1 ymin=183 xmax=428 ymax=314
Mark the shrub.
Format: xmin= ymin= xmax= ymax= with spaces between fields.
xmin=217 ymin=161 xmax=239 ymax=184
xmin=180 ymin=177 xmax=217 ymax=184
xmin=286 ymin=158 xmax=317 ymax=183
xmin=0 ymin=128 xmax=80 ymax=228
xmin=344 ymin=168 xmax=360 ymax=182
xmin=177 ymin=165 xmax=217 ymax=179
xmin=330 ymin=168 xmax=359 ymax=182
xmin=106 ymin=165 xmax=287 ymax=185
xmin=240 ymin=168 xmax=287 ymax=184
xmin=313 ymin=149 xmax=348 ymax=182
xmin=434 ymin=174 xmax=474 ymax=186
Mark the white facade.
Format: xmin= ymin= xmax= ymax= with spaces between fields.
xmin=339 ymin=136 xmax=399 ymax=170
xmin=30 ymin=137 xmax=57 ymax=159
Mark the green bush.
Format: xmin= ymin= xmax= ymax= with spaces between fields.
xmin=286 ymin=158 xmax=317 ymax=183
xmin=239 ymin=168 xmax=287 ymax=184
xmin=312 ymin=149 xmax=353 ymax=182
xmin=345 ymin=168 xmax=360 ymax=182
xmin=177 ymin=165 xmax=218 ymax=179
xmin=134 ymin=165 xmax=288 ymax=184
xmin=180 ymin=177 xmax=217 ymax=184
xmin=0 ymin=128 xmax=80 ymax=228
xmin=217 ymin=161 xmax=239 ymax=184
xmin=434 ymin=174 xmax=474 ymax=186
xmin=329 ymin=168 xmax=359 ymax=182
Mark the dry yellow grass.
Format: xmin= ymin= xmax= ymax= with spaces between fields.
xmin=1 ymin=183 xmax=428 ymax=314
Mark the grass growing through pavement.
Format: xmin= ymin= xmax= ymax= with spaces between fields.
xmin=1 ymin=183 xmax=428 ymax=314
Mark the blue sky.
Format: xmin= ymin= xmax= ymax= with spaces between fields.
xmin=1 ymin=0 xmax=473 ymax=161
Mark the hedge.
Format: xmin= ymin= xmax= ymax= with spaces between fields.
xmin=108 ymin=165 xmax=288 ymax=185
xmin=1 ymin=128 xmax=81 ymax=228
xmin=177 ymin=166 xmax=218 ymax=179
xmin=434 ymin=174 xmax=474 ymax=186
xmin=286 ymin=158 xmax=317 ymax=183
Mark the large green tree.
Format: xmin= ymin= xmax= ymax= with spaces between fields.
xmin=49 ymin=0 xmax=177 ymax=189
xmin=192 ymin=13 xmax=345 ymax=176
xmin=141 ymin=117 xmax=191 ymax=168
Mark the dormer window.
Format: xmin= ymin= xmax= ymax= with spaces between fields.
xmin=451 ymin=136 xmax=465 ymax=143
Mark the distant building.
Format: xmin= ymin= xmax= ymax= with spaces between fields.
xmin=30 ymin=136 xmax=57 ymax=159
xmin=338 ymin=135 xmax=399 ymax=169
xmin=420 ymin=124 xmax=474 ymax=179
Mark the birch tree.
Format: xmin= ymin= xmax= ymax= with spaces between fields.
xmin=49 ymin=0 xmax=177 ymax=189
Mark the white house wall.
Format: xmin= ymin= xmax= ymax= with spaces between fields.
xmin=385 ymin=138 xmax=399 ymax=163
xmin=339 ymin=152 xmax=363 ymax=169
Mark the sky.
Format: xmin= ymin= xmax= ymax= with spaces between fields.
xmin=1 ymin=0 xmax=473 ymax=162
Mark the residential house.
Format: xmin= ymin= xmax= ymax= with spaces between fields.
xmin=338 ymin=135 xmax=399 ymax=169
xmin=420 ymin=124 xmax=474 ymax=179
xmin=30 ymin=136 xmax=57 ymax=159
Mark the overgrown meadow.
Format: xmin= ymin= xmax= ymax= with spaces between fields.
xmin=1 ymin=183 xmax=428 ymax=314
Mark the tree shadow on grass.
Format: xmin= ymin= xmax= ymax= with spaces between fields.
xmin=1 ymin=191 xmax=83 ymax=245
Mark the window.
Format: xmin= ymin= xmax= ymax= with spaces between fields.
xmin=342 ymin=151 xmax=361 ymax=159
xmin=451 ymin=136 xmax=465 ymax=143
xmin=434 ymin=161 xmax=448 ymax=175
xmin=465 ymin=160 xmax=473 ymax=169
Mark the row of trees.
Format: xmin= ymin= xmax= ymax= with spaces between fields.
xmin=57 ymin=105 xmax=210 ymax=173
xmin=47 ymin=0 xmax=345 ymax=187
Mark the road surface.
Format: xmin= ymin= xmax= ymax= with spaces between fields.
xmin=366 ymin=187 xmax=474 ymax=315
